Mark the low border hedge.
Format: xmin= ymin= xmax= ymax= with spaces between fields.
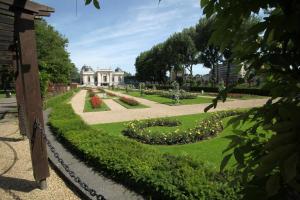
xmin=119 ymin=96 xmax=139 ymax=106
xmin=47 ymin=90 xmax=241 ymax=200
xmin=123 ymin=110 xmax=242 ymax=145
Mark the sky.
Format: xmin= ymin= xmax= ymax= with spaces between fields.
xmin=35 ymin=0 xmax=210 ymax=75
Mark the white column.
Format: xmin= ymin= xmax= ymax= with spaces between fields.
xmin=109 ymin=72 xmax=113 ymax=86
xmin=90 ymin=75 xmax=94 ymax=86
xmin=83 ymin=75 xmax=88 ymax=85
xmin=97 ymin=72 xmax=101 ymax=86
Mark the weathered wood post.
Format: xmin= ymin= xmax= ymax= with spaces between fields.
xmin=0 ymin=0 xmax=54 ymax=189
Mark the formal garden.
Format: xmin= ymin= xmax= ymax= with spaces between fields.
xmin=0 ymin=0 xmax=298 ymax=199
xmin=43 ymin=86 xmax=276 ymax=199
xmin=46 ymin=89 xmax=262 ymax=199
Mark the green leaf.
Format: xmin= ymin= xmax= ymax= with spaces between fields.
xmin=234 ymin=148 xmax=244 ymax=165
xmin=220 ymin=154 xmax=232 ymax=172
xmin=200 ymin=0 xmax=209 ymax=8
xmin=85 ymin=0 xmax=92 ymax=5
xmin=266 ymin=174 xmax=280 ymax=197
xmin=93 ymin=0 xmax=100 ymax=9
xmin=204 ymin=103 xmax=214 ymax=112
xmin=282 ymin=153 xmax=298 ymax=182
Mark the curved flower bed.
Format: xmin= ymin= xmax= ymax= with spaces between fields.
xmin=123 ymin=110 xmax=243 ymax=145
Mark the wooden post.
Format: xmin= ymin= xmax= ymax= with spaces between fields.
xmin=14 ymin=9 xmax=50 ymax=185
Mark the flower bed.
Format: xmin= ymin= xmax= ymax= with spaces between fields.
xmin=119 ymin=96 xmax=139 ymax=106
xmin=90 ymin=95 xmax=103 ymax=108
xmin=106 ymin=91 xmax=117 ymax=97
xmin=123 ymin=110 xmax=243 ymax=145
xmin=144 ymin=89 xmax=197 ymax=100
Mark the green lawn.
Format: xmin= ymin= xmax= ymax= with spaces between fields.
xmin=91 ymin=112 xmax=253 ymax=169
xmin=123 ymin=91 xmax=213 ymax=105
xmin=113 ymin=98 xmax=149 ymax=109
xmin=84 ymin=95 xmax=110 ymax=112
xmin=0 ymin=91 xmax=15 ymax=99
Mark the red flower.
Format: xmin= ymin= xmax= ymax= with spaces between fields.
xmin=90 ymin=96 xmax=103 ymax=108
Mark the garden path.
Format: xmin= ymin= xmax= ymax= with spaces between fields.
xmin=0 ymin=108 xmax=80 ymax=200
xmin=72 ymin=90 xmax=269 ymax=124
xmin=102 ymin=99 xmax=127 ymax=111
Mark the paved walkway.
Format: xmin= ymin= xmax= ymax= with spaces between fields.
xmin=103 ymin=99 xmax=126 ymax=111
xmin=0 ymin=97 xmax=17 ymax=120
xmin=71 ymin=90 xmax=269 ymax=124
xmin=0 ymin=109 xmax=80 ymax=200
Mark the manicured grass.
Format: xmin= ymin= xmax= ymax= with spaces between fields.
xmin=123 ymin=91 xmax=212 ymax=105
xmin=113 ymin=99 xmax=148 ymax=109
xmin=91 ymin=112 xmax=252 ymax=169
xmin=84 ymin=94 xmax=110 ymax=112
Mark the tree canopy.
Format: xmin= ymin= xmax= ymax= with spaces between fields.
xmin=35 ymin=19 xmax=77 ymax=96
xmin=201 ymin=0 xmax=300 ymax=199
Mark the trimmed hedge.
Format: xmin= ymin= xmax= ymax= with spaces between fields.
xmin=119 ymin=96 xmax=139 ymax=106
xmin=144 ymin=89 xmax=197 ymax=99
xmin=123 ymin=111 xmax=242 ymax=145
xmin=47 ymin=91 xmax=241 ymax=200
xmin=189 ymin=87 xmax=270 ymax=96
xmin=144 ymin=84 xmax=270 ymax=96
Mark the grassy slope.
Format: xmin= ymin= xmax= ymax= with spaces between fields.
xmin=123 ymin=91 xmax=212 ymax=105
xmin=113 ymin=99 xmax=148 ymax=109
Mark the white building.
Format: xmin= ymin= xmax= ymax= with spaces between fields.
xmin=80 ymin=66 xmax=125 ymax=86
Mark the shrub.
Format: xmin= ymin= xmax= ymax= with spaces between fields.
xmin=190 ymin=86 xmax=270 ymax=96
xmin=158 ymin=90 xmax=197 ymax=100
xmin=106 ymin=91 xmax=117 ymax=97
xmin=47 ymin=91 xmax=242 ymax=200
xmin=119 ymin=96 xmax=139 ymax=106
xmin=123 ymin=110 xmax=243 ymax=145
xmin=90 ymin=96 xmax=102 ymax=108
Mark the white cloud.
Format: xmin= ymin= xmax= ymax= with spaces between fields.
xmin=68 ymin=0 xmax=203 ymax=74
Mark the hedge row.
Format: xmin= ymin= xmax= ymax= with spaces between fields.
xmin=119 ymin=96 xmax=140 ymax=106
xmin=47 ymin=90 xmax=241 ymax=200
xmin=144 ymin=84 xmax=270 ymax=96
xmin=189 ymin=87 xmax=270 ymax=96
xmin=123 ymin=111 xmax=242 ymax=145
xmin=144 ymin=89 xmax=197 ymax=99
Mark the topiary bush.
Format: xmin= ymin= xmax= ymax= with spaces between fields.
xmin=123 ymin=110 xmax=243 ymax=145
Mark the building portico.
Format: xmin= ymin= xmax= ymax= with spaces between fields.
xmin=80 ymin=66 xmax=124 ymax=86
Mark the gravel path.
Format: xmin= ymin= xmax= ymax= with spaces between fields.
xmin=0 ymin=115 xmax=80 ymax=200
xmin=103 ymin=99 xmax=126 ymax=111
xmin=71 ymin=90 xmax=269 ymax=124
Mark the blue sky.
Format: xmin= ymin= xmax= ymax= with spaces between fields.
xmin=35 ymin=0 xmax=209 ymax=75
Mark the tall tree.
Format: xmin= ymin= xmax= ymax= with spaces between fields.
xmin=35 ymin=19 xmax=76 ymax=96
xmin=195 ymin=18 xmax=223 ymax=86
xmin=201 ymin=0 xmax=300 ymax=199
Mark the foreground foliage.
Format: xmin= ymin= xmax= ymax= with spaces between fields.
xmin=48 ymin=91 xmax=241 ymax=200
xmin=201 ymin=0 xmax=300 ymax=199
